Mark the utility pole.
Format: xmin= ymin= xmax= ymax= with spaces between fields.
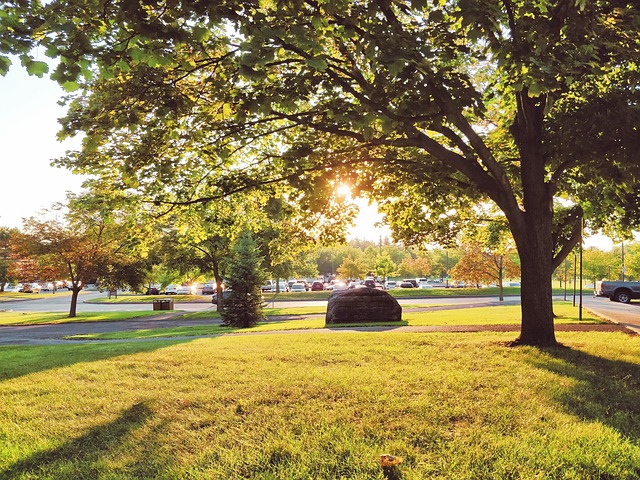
xmin=621 ymin=240 xmax=625 ymax=282
xmin=579 ymin=217 xmax=583 ymax=321
xmin=573 ymin=253 xmax=577 ymax=307
xmin=564 ymin=259 xmax=568 ymax=301
xmin=445 ymin=250 xmax=449 ymax=287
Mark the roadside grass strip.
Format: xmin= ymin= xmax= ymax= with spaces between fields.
xmin=88 ymin=294 xmax=210 ymax=304
xmin=0 ymin=292 xmax=71 ymax=303
xmin=0 ymin=332 xmax=638 ymax=479
xmin=82 ymin=287 xmax=550 ymax=304
xmin=0 ymin=311 xmax=167 ymax=326
xmin=404 ymin=303 xmax=605 ymax=326
xmin=65 ymin=302 xmax=605 ymax=341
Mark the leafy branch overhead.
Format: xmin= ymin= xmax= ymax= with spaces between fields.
xmin=3 ymin=0 xmax=639 ymax=346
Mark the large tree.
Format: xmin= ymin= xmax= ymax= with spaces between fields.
xmin=4 ymin=1 xmax=640 ymax=345
xmin=0 ymin=227 xmax=18 ymax=291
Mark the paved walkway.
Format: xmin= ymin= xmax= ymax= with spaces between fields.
xmin=0 ymin=303 xmax=636 ymax=346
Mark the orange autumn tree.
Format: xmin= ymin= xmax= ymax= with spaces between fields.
xmin=450 ymin=221 xmax=520 ymax=301
xmin=12 ymin=216 xmax=108 ymax=317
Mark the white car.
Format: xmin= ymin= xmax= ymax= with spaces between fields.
xmin=3 ymin=284 xmax=20 ymax=292
xmin=164 ymin=284 xmax=178 ymax=294
xmin=385 ymin=281 xmax=397 ymax=290
xmin=418 ymin=280 xmax=432 ymax=289
xmin=176 ymin=285 xmax=195 ymax=295
xmin=272 ymin=282 xmax=289 ymax=292
xmin=290 ymin=283 xmax=306 ymax=293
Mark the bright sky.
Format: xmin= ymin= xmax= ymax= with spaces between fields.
xmin=0 ymin=61 xmax=84 ymax=228
xmin=0 ymin=61 xmax=621 ymax=249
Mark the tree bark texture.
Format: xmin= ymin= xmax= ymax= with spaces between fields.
xmin=69 ymin=286 xmax=80 ymax=318
xmin=507 ymin=91 xmax=558 ymax=346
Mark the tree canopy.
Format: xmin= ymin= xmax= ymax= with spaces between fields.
xmin=3 ymin=0 xmax=639 ymax=345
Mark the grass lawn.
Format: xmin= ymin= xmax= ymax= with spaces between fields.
xmin=0 ymin=311 xmax=169 ymax=326
xmin=67 ymin=302 xmax=605 ymax=341
xmin=88 ymin=294 xmax=211 ymax=303
xmin=0 ymin=331 xmax=638 ymax=479
xmin=0 ymin=291 xmax=71 ymax=303
xmin=85 ymin=286 xmax=555 ymax=304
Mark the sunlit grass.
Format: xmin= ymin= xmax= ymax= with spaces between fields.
xmin=405 ymin=302 xmax=604 ymax=326
xmin=0 ymin=291 xmax=71 ymax=302
xmin=1 ymin=332 xmax=638 ymax=479
xmin=88 ymin=294 xmax=210 ymax=304
xmin=82 ymin=286 xmax=557 ymax=304
xmin=66 ymin=302 xmax=604 ymax=341
xmin=0 ymin=311 xmax=166 ymax=326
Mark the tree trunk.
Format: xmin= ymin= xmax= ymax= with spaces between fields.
xmin=516 ymin=237 xmax=556 ymax=346
xmin=213 ymin=257 xmax=224 ymax=314
xmin=69 ymin=285 xmax=81 ymax=318
xmin=508 ymin=91 xmax=557 ymax=347
xmin=498 ymin=259 xmax=504 ymax=302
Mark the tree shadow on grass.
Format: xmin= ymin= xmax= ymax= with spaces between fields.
xmin=530 ymin=345 xmax=640 ymax=441
xmin=0 ymin=340 xmax=190 ymax=382
xmin=0 ymin=402 xmax=170 ymax=479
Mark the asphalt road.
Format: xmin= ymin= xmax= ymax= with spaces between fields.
xmin=2 ymin=290 xmax=523 ymax=313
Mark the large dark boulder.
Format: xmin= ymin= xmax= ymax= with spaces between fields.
xmin=325 ymin=288 xmax=402 ymax=324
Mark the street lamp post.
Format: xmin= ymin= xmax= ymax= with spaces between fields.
xmin=564 ymin=259 xmax=568 ymax=301
xmin=622 ymin=240 xmax=625 ymax=282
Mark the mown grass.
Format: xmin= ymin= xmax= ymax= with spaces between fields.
xmin=86 ymin=286 xmax=546 ymax=304
xmin=1 ymin=331 xmax=638 ymax=479
xmin=67 ymin=302 xmax=602 ymax=341
xmin=0 ymin=311 xmax=168 ymax=326
xmin=0 ymin=291 xmax=70 ymax=303
xmin=404 ymin=302 xmax=605 ymax=326
xmin=88 ymin=294 xmax=210 ymax=303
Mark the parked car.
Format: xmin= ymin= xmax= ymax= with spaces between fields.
xmin=213 ymin=290 xmax=266 ymax=305
xmin=310 ymin=281 xmax=324 ymax=291
xmin=418 ymin=279 xmax=432 ymax=289
xmin=145 ymin=287 xmax=160 ymax=295
xmin=212 ymin=290 xmax=233 ymax=305
xmin=164 ymin=284 xmax=178 ymax=295
xmin=290 ymin=283 xmax=306 ymax=293
xmin=20 ymin=283 xmax=41 ymax=293
xmin=331 ymin=282 xmax=349 ymax=291
xmin=176 ymin=285 xmax=195 ymax=295
xmin=272 ymin=281 xmax=289 ymax=292
xmin=201 ymin=283 xmax=216 ymax=295
xmin=595 ymin=280 xmax=640 ymax=303
xmin=385 ymin=281 xmax=397 ymax=290
xmin=4 ymin=284 xmax=20 ymax=292
xmin=261 ymin=280 xmax=273 ymax=292
xmin=363 ymin=279 xmax=376 ymax=288
xmin=400 ymin=279 xmax=418 ymax=288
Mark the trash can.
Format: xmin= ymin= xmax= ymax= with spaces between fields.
xmin=153 ymin=298 xmax=174 ymax=311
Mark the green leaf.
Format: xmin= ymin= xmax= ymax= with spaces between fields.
xmin=0 ymin=56 xmax=11 ymax=76
xmin=305 ymin=56 xmax=328 ymax=72
xmin=527 ymin=82 xmax=542 ymax=97
xmin=192 ymin=25 xmax=210 ymax=42
xmin=62 ymin=81 xmax=80 ymax=92
xmin=25 ymin=60 xmax=49 ymax=77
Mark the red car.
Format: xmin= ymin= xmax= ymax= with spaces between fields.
xmin=310 ymin=281 xmax=324 ymax=291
